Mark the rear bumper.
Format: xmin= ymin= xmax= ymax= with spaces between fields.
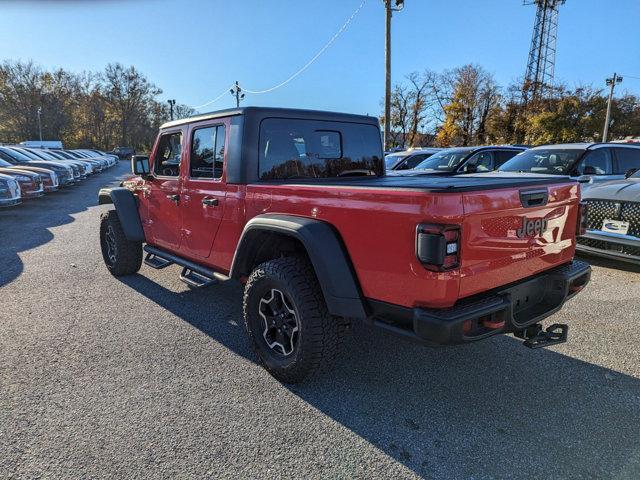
xmin=368 ymin=260 xmax=592 ymax=346
xmin=577 ymin=231 xmax=640 ymax=264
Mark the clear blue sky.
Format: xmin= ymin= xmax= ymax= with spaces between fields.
xmin=2 ymin=0 xmax=639 ymax=116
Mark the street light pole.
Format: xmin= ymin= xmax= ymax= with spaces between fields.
xmin=383 ymin=0 xmax=404 ymax=151
xmin=37 ymin=107 xmax=43 ymax=141
xmin=230 ymin=81 xmax=245 ymax=108
xmin=167 ymin=99 xmax=176 ymax=121
xmin=603 ymin=73 xmax=623 ymax=142
xmin=384 ymin=0 xmax=392 ymax=151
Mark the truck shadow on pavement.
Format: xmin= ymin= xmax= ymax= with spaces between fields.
xmin=0 ymin=164 xmax=129 ymax=288
xmin=120 ymin=272 xmax=640 ymax=480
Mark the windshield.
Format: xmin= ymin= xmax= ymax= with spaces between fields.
xmin=16 ymin=148 xmax=44 ymax=160
xmin=46 ymin=151 xmax=64 ymax=160
xmin=1 ymin=147 xmax=32 ymax=162
xmin=499 ymin=148 xmax=585 ymax=174
xmin=31 ymin=150 xmax=58 ymax=160
xmin=413 ymin=149 xmax=471 ymax=172
xmin=0 ymin=158 xmax=12 ymax=167
xmin=384 ymin=154 xmax=406 ymax=169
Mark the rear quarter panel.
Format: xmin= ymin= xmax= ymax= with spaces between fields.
xmin=246 ymin=184 xmax=465 ymax=309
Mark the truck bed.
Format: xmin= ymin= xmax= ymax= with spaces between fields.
xmin=261 ymin=172 xmax=574 ymax=192
xmin=246 ymin=172 xmax=580 ymax=309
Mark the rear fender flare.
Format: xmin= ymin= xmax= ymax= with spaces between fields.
xmin=230 ymin=214 xmax=367 ymax=319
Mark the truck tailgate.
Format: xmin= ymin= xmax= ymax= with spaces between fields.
xmin=459 ymin=182 xmax=580 ymax=299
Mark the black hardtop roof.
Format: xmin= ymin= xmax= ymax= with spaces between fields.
xmin=160 ymin=106 xmax=379 ymax=130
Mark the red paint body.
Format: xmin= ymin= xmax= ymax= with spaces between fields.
xmin=127 ymin=119 xmax=581 ymax=310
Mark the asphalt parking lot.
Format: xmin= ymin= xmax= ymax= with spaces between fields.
xmin=1 ymin=161 xmax=640 ymax=479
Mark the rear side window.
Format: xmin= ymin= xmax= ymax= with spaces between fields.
xmin=190 ymin=125 xmax=225 ymax=179
xmin=613 ymin=148 xmax=640 ymax=174
xmin=580 ymin=149 xmax=613 ymax=175
xmin=494 ymin=150 xmax=521 ymax=168
xmin=402 ymin=153 xmax=429 ymax=170
xmin=258 ymin=118 xmax=383 ymax=180
xmin=465 ymin=151 xmax=494 ymax=172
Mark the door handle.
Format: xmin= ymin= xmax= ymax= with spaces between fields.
xmin=202 ymin=197 xmax=219 ymax=207
xmin=167 ymin=194 xmax=180 ymax=203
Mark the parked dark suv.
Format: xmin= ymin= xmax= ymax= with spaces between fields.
xmin=110 ymin=146 xmax=136 ymax=160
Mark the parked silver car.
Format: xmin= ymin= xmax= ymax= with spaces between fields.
xmin=577 ymin=169 xmax=640 ymax=264
xmin=0 ymin=173 xmax=22 ymax=207
xmin=499 ymin=143 xmax=640 ymax=192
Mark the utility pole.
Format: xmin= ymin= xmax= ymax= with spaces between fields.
xmin=167 ymin=99 xmax=176 ymax=121
xmin=37 ymin=107 xmax=43 ymax=141
xmin=383 ymin=0 xmax=404 ymax=151
xmin=603 ymin=73 xmax=623 ymax=142
xmin=230 ymin=81 xmax=245 ymax=108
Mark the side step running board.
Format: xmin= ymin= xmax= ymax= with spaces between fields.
xmin=144 ymin=252 xmax=172 ymax=269
xmin=143 ymin=245 xmax=229 ymax=288
xmin=180 ymin=267 xmax=217 ymax=288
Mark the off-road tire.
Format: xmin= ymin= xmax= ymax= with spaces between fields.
xmin=99 ymin=210 xmax=142 ymax=276
xmin=243 ymin=256 xmax=340 ymax=383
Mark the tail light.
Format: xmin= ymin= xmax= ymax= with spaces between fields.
xmin=416 ymin=224 xmax=461 ymax=271
xmin=577 ymin=201 xmax=588 ymax=236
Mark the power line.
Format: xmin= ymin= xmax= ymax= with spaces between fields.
xmin=190 ymin=84 xmax=236 ymax=111
xmin=187 ymin=0 xmax=367 ymax=111
xmin=240 ymin=0 xmax=368 ymax=95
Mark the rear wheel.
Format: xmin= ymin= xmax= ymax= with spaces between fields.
xmin=99 ymin=210 xmax=142 ymax=276
xmin=243 ymin=256 xmax=340 ymax=383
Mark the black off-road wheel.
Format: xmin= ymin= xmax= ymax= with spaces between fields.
xmin=99 ymin=210 xmax=142 ymax=276
xmin=243 ymin=256 xmax=340 ymax=383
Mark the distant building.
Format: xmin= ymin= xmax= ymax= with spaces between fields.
xmin=20 ymin=140 xmax=64 ymax=149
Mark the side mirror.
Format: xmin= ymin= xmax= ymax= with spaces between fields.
xmin=132 ymin=155 xmax=150 ymax=177
xmin=582 ymin=165 xmax=597 ymax=175
xmin=577 ymin=175 xmax=592 ymax=184
xmin=625 ymin=167 xmax=639 ymax=179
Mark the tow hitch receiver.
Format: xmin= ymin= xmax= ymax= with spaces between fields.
xmin=515 ymin=323 xmax=568 ymax=349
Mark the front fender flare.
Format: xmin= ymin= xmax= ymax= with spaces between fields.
xmin=231 ymin=214 xmax=367 ymax=319
xmin=98 ymin=187 xmax=145 ymax=242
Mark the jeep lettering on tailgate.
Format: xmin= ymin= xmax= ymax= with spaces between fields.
xmin=516 ymin=216 xmax=548 ymax=238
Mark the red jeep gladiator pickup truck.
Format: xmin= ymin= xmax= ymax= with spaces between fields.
xmin=98 ymin=107 xmax=591 ymax=382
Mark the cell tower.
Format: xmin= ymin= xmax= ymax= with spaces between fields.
xmin=523 ymin=0 xmax=566 ymax=100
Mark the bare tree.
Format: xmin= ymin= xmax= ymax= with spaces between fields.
xmin=435 ymin=64 xmax=501 ymax=146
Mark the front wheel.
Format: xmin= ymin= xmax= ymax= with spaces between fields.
xmin=99 ymin=210 xmax=142 ymax=276
xmin=243 ymin=256 xmax=340 ymax=383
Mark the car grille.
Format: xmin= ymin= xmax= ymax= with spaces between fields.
xmin=584 ymin=199 xmax=640 ymax=238
xmin=577 ymin=237 xmax=640 ymax=258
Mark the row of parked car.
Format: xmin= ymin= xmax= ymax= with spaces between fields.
xmin=385 ymin=142 xmax=640 ymax=265
xmin=0 ymin=146 xmax=118 ymax=207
